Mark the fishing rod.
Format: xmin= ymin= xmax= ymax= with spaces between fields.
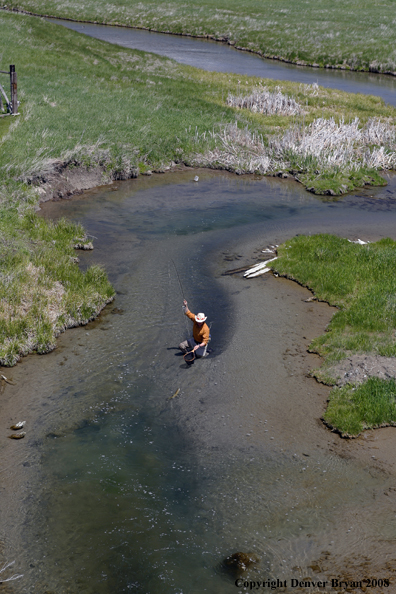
xmin=171 ymin=258 xmax=186 ymax=301
xmin=171 ymin=259 xmax=190 ymax=335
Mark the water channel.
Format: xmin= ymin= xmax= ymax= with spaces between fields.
xmin=3 ymin=17 xmax=396 ymax=594
xmin=49 ymin=18 xmax=396 ymax=107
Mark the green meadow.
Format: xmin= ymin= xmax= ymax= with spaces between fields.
xmin=1 ymin=12 xmax=395 ymax=192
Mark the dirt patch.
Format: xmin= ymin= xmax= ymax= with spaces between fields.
xmin=27 ymin=159 xmax=139 ymax=203
xmin=328 ymin=355 xmax=396 ymax=386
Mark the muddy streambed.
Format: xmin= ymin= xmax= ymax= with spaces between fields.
xmin=3 ymin=170 xmax=396 ymax=593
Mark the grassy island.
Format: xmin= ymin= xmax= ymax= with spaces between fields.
xmin=0 ymin=11 xmax=395 ymax=369
xmin=273 ymin=234 xmax=396 ymax=436
xmin=4 ymin=0 xmax=396 ymax=75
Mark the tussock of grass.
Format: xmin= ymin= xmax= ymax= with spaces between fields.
xmin=300 ymin=168 xmax=386 ymax=196
xmin=273 ymin=234 xmax=396 ymax=435
xmin=5 ymin=0 xmax=396 ymax=74
xmin=324 ymin=378 xmax=396 ymax=436
xmin=274 ymin=117 xmax=396 ymax=172
xmin=226 ymin=85 xmax=303 ymax=116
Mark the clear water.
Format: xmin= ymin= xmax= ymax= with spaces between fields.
xmin=8 ymin=170 xmax=396 ymax=593
xmin=48 ymin=18 xmax=396 ymax=106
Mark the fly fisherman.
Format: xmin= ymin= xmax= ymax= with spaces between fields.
xmin=179 ymin=299 xmax=210 ymax=358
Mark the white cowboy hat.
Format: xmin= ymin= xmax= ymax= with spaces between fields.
xmin=195 ymin=313 xmax=207 ymax=323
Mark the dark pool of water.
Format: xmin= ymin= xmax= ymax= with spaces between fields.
xmin=48 ymin=18 xmax=396 ymax=106
xmin=7 ymin=170 xmax=396 ymax=593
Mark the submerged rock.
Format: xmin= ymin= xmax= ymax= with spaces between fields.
xmin=223 ymin=551 xmax=259 ymax=574
xmin=74 ymin=241 xmax=94 ymax=250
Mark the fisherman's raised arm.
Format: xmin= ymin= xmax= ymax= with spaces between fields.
xmin=183 ymin=300 xmax=196 ymax=321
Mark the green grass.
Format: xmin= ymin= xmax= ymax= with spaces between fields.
xmin=300 ymin=168 xmax=387 ymax=196
xmin=0 ymin=115 xmax=13 ymax=138
xmin=324 ymin=378 xmax=396 ymax=436
xmin=0 ymin=191 xmax=114 ymax=365
xmin=273 ymin=234 xmax=396 ymax=435
xmin=0 ymin=12 xmax=246 ymax=178
xmin=4 ymin=0 xmax=396 ymax=74
xmin=274 ymin=235 xmax=396 ymax=360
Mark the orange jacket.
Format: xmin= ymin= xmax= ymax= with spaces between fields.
xmin=185 ymin=310 xmax=210 ymax=345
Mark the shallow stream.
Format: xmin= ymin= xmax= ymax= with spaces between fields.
xmin=3 ymin=171 xmax=396 ymax=592
xmin=3 ymin=15 xmax=396 ymax=593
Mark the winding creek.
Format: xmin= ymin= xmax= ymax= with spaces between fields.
xmin=3 ymin=19 xmax=396 ymax=594
xmin=49 ymin=19 xmax=396 ymax=107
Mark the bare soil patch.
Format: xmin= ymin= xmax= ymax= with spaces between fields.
xmin=328 ymin=354 xmax=396 ymax=387
xmin=29 ymin=161 xmax=138 ymax=203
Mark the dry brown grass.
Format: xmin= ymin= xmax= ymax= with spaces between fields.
xmin=191 ymin=117 xmax=396 ymax=181
xmin=226 ymin=86 xmax=303 ymax=116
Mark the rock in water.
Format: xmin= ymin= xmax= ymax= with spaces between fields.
xmin=74 ymin=242 xmax=94 ymax=250
xmin=224 ymin=551 xmax=259 ymax=573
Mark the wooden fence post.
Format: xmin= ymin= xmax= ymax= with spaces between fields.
xmin=10 ymin=65 xmax=18 ymax=115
